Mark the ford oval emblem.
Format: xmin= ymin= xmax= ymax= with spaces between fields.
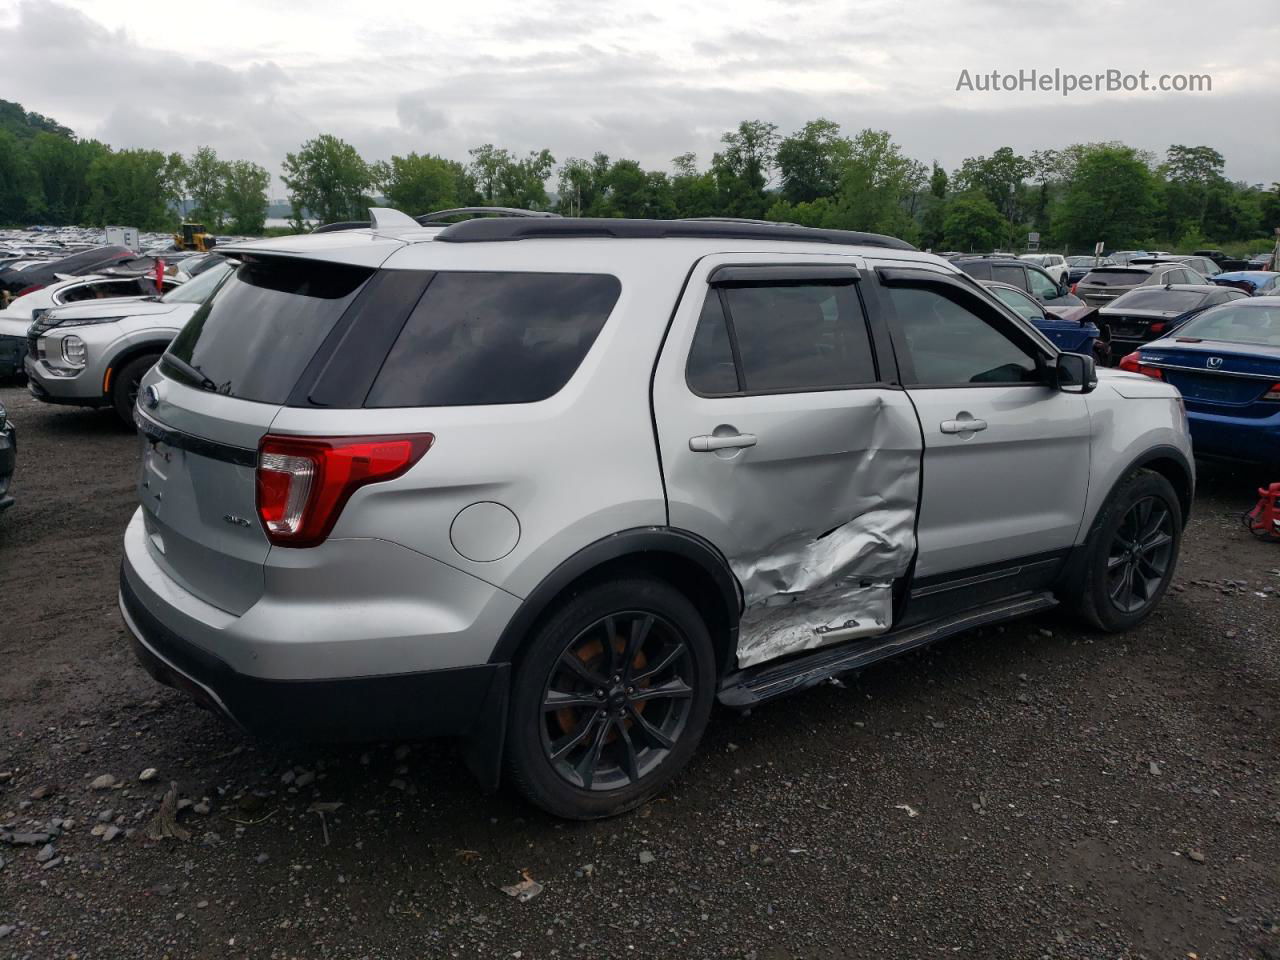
xmin=142 ymin=384 xmax=160 ymax=409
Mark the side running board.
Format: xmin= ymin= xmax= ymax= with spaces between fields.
xmin=718 ymin=591 xmax=1057 ymax=709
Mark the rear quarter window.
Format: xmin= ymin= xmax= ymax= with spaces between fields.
xmin=365 ymin=272 xmax=621 ymax=407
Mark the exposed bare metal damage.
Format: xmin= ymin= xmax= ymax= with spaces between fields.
xmin=731 ymin=399 xmax=922 ymax=668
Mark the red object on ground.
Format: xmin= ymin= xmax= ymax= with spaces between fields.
xmin=1244 ymin=482 xmax=1280 ymax=542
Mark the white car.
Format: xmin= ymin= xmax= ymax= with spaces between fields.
xmin=0 ymin=272 xmax=184 ymax=325
xmin=1021 ymin=253 xmax=1068 ymax=283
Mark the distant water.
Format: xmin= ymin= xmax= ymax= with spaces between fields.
xmin=264 ymin=217 xmax=315 ymax=229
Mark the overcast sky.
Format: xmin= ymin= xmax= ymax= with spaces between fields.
xmin=2 ymin=0 xmax=1276 ymax=195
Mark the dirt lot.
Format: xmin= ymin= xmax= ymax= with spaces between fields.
xmin=0 ymin=381 xmax=1277 ymax=960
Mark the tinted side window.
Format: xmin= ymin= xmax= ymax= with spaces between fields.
xmin=167 ymin=258 xmax=373 ymax=403
xmin=884 ymin=285 xmax=1040 ymax=386
xmin=686 ymin=292 xmax=739 ymax=395
xmin=366 ymin=272 xmax=620 ymax=407
xmin=959 ymin=261 xmax=992 ymax=281
xmin=991 ymin=264 xmax=1025 ymax=289
xmin=721 ymin=284 xmax=877 ymax=392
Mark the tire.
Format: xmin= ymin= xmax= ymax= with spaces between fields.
xmin=1070 ymin=468 xmax=1182 ymax=631
xmin=111 ymin=354 xmax=161 ymax=424
xmin=504 ymin=577 xmax=716 ymax=819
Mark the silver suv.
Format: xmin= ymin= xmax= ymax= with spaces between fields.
xmin=27 ymin=259 xmax=233 ymax=422
xmin=120 ymin=211 xmax=1194 ymax=819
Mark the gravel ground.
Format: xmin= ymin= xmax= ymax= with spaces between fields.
xmin=0 ymin=382 xmax=1278 ymax=960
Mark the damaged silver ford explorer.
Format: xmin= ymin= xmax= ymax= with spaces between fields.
xmin=119 ymin=210 xmax=1194 ymax=819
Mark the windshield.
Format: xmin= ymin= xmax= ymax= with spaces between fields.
xmin=1111 ymin=288 xmax=1208 ymax=311
xmin=1176 ymin=303 xmax=1280 ymax=347
xmin=162 ymin=260 xmax=233 ymax=304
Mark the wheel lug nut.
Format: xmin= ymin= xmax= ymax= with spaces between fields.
xmin=595 ymin=689 xmax=605 ymax=698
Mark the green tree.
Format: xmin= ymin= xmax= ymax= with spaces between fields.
xmin=942 ymin=190 xmax=1006 ymax=251
xmin=0 ymin=130 xmax=40 ymax=224
xmin=920 ymin=161 xmax=949 ymax=250
xmin=829 ymin=129 xmax=924 ymax=241
xmin=468 ymin=144 xmax=555 ymax=209
xmin=1055 ymin=144 xmax=1156 ymax=249
xmin=953 ymin=147 xmax=1033 ymax=246
xmin=670 ymin=153 xmax=718 ymax=218
xmin=184 ymin=146 xmax=228 ymax=227
xmin=223 ymin=160 xmax=270 ymax=234
xmin=377 ymin=152 xmax=464 ymax=215
xmin=281 ymin=134 xmax=373 ymax=227
xmin=775 ymin=118 xmax=849 ymax=204
xmin=84 ymin=148 xmax=173 ymax=230
xmin=712 ymin=120 xmax=779 ymax=218
xmin=27 ymin=133 xmax=106 ymax=224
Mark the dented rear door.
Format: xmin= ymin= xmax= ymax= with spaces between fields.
xmin=652 ymin=254 xmax=923 ymax=669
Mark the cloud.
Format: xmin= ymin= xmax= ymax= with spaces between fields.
xmin=0 ymin=0 xmax=1275 ymax=195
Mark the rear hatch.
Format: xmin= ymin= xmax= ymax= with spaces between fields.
xmin=135 ymin=252 xmax=381 ymax=614
xmin=1076 ymin=268 xmax=1149 ymax=305
xmin=1140 ymin=340 xmax=1280 ymax=409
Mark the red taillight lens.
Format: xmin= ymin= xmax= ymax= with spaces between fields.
xmin=255 ymin=433 xmax=434 ymax=547
xmin=16 ymin=283 xmax=45 ymax=297
xmin=1149 ymin=322 xmax=1165 ymax=334
xmin=1118 ymin=351 xmax=1163 ymax=380
xmin=1264 ymin=383 xmax=1280 ymax=402
xmin=1070 ymin=283 xmax=1078 ymax=295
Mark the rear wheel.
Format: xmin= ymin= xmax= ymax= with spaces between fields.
xmin=111 ymin=353 xmax=160 ymax=424
xmin=1070 ymin=468 xmax=1182 ymax=631
xmin=505 ymin=577 xmax=715 ymax=819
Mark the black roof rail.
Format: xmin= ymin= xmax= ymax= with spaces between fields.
xmin=415 ymin=206 xmax=561 ymax=225
xmin=433 ymin=217 xmax=916 ymax=250
xmin=312 ymin=220 xmax=370 ymax=234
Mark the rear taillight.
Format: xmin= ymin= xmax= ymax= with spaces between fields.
xmin=1070 ymin=283 xmax=1078 ymax=295
xmin=1118 ymin=351 xmax=1163 ymax=380
xmin=1264 ymin=383 xmax=1280 ymax=402
xmin=255 ymin=433 xmax=434 ymax=547
xmin=1149 ymin=322 xmax=1165 ymax=334
xmin=16 ymin=283 xmax=45 ymax=297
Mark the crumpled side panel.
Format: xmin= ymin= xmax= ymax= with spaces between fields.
xmin=733 ymin=408 xmax=920 ymax=669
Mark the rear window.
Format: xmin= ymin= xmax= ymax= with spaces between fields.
xmin=166 ymin=257 xmax=373 ymax=404
xmin=1176 ymin=303 xmax=1280 ymax=347
xmin=1111 ymin=288 xmax=1208 ymax=311
xmin=1081 ymin=269 xmax=1148 ymax=286
xmin=365 ymin=272 xmax=620 ymax=407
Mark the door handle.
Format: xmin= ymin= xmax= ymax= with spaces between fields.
xmin=689 ymin=432 xmax=758 ymax=452
xmin=940 ymin=416 xmax=988 ymax=435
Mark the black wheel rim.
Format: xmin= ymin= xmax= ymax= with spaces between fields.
xmin=1106 ymin=496 xmax=1174 ymax=614
xmin=539 ymin=611 xmax=694 ymax=792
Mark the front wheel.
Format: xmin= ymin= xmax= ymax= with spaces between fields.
xmin=505 ymin=577 xmax=716 ymax=819
xmin=1070 ymin=468 xmax=1182 ymax=631
xmin=111 ymin=353 xmax=161 ymax=424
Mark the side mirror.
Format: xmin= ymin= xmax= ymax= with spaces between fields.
xmin=1056 ymin=352 xmax=1097 ymax=394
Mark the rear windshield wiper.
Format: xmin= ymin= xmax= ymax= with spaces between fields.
xmin=160 ymin=353 xmax=217 ymax=393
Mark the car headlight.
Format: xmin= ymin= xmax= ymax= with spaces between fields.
xmin=61 ymin=335 xmax=87 ymax=367
xmin=56 ymin=315 xmax=125 ymax=328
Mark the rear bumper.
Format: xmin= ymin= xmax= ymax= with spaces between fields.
xmin=120 ymin=570 xmax=509 ymax=742
xmin=1186 ymin=408 xmax=1280 ymax=464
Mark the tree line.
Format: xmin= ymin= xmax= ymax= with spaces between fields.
xmin=0 ymin=100 xmax=271 ymax=234
xmin=2 ymin=98 xmax=1277 ymax=253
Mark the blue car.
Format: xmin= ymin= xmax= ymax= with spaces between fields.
xmin=1120 ymin=299 xmax=1280 ymax=465
xmin=1209 ymin=271 xmax=1280 ymax=296
xmin=982 ymin=280 xmax=1106 ymax=361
